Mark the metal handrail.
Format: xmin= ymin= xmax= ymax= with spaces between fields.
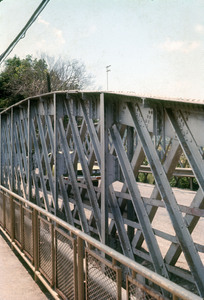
xmin=0 ymin=184 xmax=202 ymax=300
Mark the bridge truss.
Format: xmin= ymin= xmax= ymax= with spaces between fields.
xmin=0 ymin=91 xmax=204 ymax=296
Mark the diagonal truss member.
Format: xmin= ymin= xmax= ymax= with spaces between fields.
xmin=127 ymin=102 xmax=204 ymax=297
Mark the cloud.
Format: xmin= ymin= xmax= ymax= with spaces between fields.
xmin=195 ymin=24 xmax=204 ymax=33
xmin=37 ymin=16 xmax=65 ymax=45
xmin=53 ymin=28 xmax=65 ymax=44
xmin=37 ymin=16 xmax=50 ymax=27
xmin=159 ymin=39 xmax=200 ymax=53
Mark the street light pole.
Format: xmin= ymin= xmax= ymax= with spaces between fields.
xmin=106 ymin=65 xmax=111 ymax=90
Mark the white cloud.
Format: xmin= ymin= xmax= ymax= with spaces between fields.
xmin=37 ymin=16 xmax=50 ymax=27
xmin=159 ymin=39 xmax=200 ymax=53
xmin=195 ymin=24 xmax=204 ymax=33
xmin=37 ymin=16 xmax=65 ymax=45
xmin=53 ymin=28 xmax=65 ymax=44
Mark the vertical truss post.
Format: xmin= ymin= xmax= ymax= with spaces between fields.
xmin=54 ymin=93 xmax=58 ymax=215
xmin=0 ymin=114 xmax=1 ymax=186
xmin=28 ymin=99 xmax=32 ymax=202
xmin=100 ymin=93 xmax=115 ymax=245
xmin=11 ymin=108 xmax=14 ymax=192
xmin=100 ymin=93 xmax=108 ymax=244
xmin=127 ymin=102 xmax=204 ymax=297
xmin=10 ymin=108 xmax=15 ymax=246
xmin=126 ymin=126 xmax=135 ymax=241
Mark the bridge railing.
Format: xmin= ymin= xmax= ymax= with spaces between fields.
xmin=0 ymin=185 xmax=202 ymax=300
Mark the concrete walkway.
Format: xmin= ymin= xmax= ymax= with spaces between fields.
xmin=0 ymin=232 xmax=49 ymax=300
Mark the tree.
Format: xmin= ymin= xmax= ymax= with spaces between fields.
xmin=43 ymin=55 xmax=92 ymax=91
xmin=0 ymin=55 xmax=48 ymax=107
xmin=0 ymin=55 xmax=93 ymax=108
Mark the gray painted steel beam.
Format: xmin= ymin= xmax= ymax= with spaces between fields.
xmin=65 ymin=100 xmax=101 ymax=238
xmin=133 ymin=139 xmax=182 ymax=249
xmin=30 ymin=120 xmax=51 ymax=212
xmin=58 ymin=118 xmax=90 ymax=235
xmin=127 ymin=102 xmax=204 ymax=296
xmin=13 ymin=123 xmax=27 ymax=197
xmin=0 ymin=115 xmax=1 ymax=186
xmin=165 ymin=187 xmax=204 ymax=265
xmin=100 ymin=93 xmax=109 ymax=244
xmin=34 ymin=107 xmax=55 ymax=203
xmin=54 ymin=93 xmax=58 ymax=215
xmin=167 ymin=108 xmax=204 ymax=196
xmin=11 ymin=108 xmax=14 ymax=192
xmin=80 ymin=99 xmax=101 ymax=168
xmin=110 ymin=124 xmax=169 ymax=279
xmin=109 ymin=183 xmax=135 ymax=260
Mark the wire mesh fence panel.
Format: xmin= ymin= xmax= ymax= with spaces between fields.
xmin=14 ymin=201 xmax=21 ymax=245
xmin=126 ymin=276 xmax=163 ymax=300
xmin=39 ymin=217 xmax=53 ymax=284
xmin=55 ymin=228 xmax=77 ymax=300
xmin=0 ymin=192 xmax=3 ymax=225
xmin=23 ymin=207 xmax=33 ymax=260
xmin=5 ymin=195 xmax=11 ymax=235
xmin=85 ymin=248 xmax=121 ymax=300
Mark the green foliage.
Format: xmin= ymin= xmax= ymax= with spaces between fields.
xmin=0 ymin=55 xmax=48 ymax=108
xmin=137 ymin=154 xmax=199 ymax=191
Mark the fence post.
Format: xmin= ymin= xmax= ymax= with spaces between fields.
xmin=20 ymin=203 xmax=24 ymax=250
xmin=51 ymin=223 xmax=55 ymax=288
xmin=77 ymin=236 xmax=84 ymax=300
xmin=3 ymin=191 xmax=5 ymax=229
xmin=33 ymin=208 xmax=39 ymax=282
xmin=10 ymin=195 xmax=14 ymax=245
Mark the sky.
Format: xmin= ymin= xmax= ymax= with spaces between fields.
xmin=0 ymin=0 xmax=204 ymax=99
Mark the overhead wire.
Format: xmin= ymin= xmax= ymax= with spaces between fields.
xmin=0 ymin=0 xmax=50 ymax=65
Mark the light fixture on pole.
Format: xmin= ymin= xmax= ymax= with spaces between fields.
xmin=106 ymin=65 xmax=111 ymax=90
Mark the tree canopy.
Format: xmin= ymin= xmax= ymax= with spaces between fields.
xmin=0 ymin=55 xmax=92 ymax=108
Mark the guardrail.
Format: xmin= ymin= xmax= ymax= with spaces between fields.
xmin=139 ymin=165 xmax=194 ymax=178
xmin=0 ymin=185 xmax=202 ymax=300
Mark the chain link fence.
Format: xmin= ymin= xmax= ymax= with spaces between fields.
xmin=14 ymin=200 xmax=21 ymax=245
xmin=55 ymin=228 xmax=77 ymax=299
xmin=23 ymin=207 xmax=33 ymax=260
xmin=39 ymin=216 xmax=53 ymax=284
xmin=5 ymin=195 xmax=11 ymax=234
xmin=85 ymin=248 xmax=121 ymax=299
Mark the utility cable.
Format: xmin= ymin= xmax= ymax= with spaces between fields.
xmin=0 ymin=0 xmax=50 ymax=65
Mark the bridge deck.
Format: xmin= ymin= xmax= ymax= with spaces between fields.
xmin=0 ymin=232 xmax=48 ymax=300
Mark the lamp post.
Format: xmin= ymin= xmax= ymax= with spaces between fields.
xmin=106 ymin=65 xmax=111 ymax=90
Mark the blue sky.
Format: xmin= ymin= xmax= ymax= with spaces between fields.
xmin=0 ymin=0 xmax=204 ymax=99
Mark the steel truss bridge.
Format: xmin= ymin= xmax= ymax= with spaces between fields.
xmin=0 ymin=91 xmax=204 ymax=299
